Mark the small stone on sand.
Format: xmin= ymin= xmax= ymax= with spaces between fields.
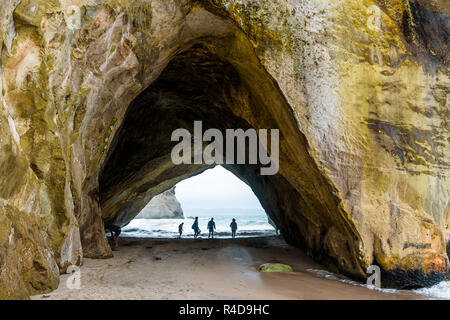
xmin=259 ymin=263 xmax=293 ymax=272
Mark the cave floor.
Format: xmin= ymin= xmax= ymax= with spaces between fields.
xmin=32 ymin=236 xmax=425 ymax=300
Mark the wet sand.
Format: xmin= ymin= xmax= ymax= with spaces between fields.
xmin=32 ymin=236 xmax=426 ymax=300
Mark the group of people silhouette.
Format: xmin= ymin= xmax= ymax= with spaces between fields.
xmin=178 ymin=217 xmax=238 ymax=239
xmin=106 ymin=217 xmax=240 ymax=249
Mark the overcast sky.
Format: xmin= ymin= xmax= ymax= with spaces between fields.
xmin=175 ymin=166 xmax=263 ymax=210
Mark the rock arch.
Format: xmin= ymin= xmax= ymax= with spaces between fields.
xmin=0 ymin=1 xmax=448 ymax=298
xmin=96 ymin=33 xmax=366 ymax=282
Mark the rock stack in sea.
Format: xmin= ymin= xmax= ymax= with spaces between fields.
xmin=135 ymin=187 xmax=184 ymax=219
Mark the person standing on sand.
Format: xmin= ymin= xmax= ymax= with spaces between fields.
xmin=104 ymin=222 xmax=121 ymax=249
xmin=178 ymin=222 xmax=184 ymax=238
xmin=192 ymin=217 xmax=201 ymax=238
xmin=230 ymin=218 xmax=237 ymax=238
xmin=207 ymin=218 xmax=216 ymax=239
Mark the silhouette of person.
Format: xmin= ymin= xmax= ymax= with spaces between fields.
xmin=207 ymin=218 xmax=216 ymax=239
xmin=192 ymin=217 xmax=200 ymax=238
xmin=104 ymin=222 xmax=121 ymax=249
xmin=230 ymin=218 xmax=238 ymax=238
xmin=178 ymin=222 xmax=184 ymax=238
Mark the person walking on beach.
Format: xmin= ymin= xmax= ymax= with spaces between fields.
xmin=192 ymin=217 xmax=201 ymax=238
xmin=230 ymin=218 xmax=238 ymax=238
xmin=178 ymin=222 xmax=184 ymax=238
xmin=207 ymin=218 xmax=216 ymax=239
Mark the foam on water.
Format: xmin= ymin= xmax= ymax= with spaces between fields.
xmin=307 ymin=268 xmax=450 ymax=299
xmin=413 ymin=281 xmax=450 ymax=299
xmin=306 ymin=269 xmax=399 ymax=293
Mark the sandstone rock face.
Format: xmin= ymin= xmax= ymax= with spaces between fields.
xmin=135 ymin=187 xmax=184 ymax=219
xmin=0 ymin=0 xmax=448 ymax=298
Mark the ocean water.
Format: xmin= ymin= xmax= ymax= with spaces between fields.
xmin=307 ymin=268 xmax=450 ymax=299
xmin=121 ymin=208 xmax=276 ymax=239
xmin=307 ymin=269 xmax=400 ymax=294
xmin=413 ymin=281 xmax=450 ymax=299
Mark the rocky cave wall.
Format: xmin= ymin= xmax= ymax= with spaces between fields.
xmin=0 ymin=0 xmax=448 ymax=298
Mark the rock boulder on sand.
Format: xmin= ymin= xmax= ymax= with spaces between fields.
xmin=135 ymin=187 xmax=184 ymax=219
xmin=259 ymin=264 xmax=293 ymax=273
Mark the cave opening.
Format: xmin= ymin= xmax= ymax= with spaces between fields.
xmin=119 ymin=165 xmax=277 ymax=239
xmin=95 ymin=28 xmax=365 ymax=281
xmin=99 ymin=42 xmax=287 ymax=240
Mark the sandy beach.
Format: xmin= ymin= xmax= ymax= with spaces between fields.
xmin=32 ymin=236 xmax=425 ymax=300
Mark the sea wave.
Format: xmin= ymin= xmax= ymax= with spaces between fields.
xmin=121 ymin=228 xmax=276 ymax=239
xmin=121 ymin=214 xmax=276 ymax=239
xmin=307 ymin=268 xmax=450 ymax=298
xmin=307 ymin=269 xmax=399 ymax=294
xmin=413 ymin=281 xmax=450 ymax=299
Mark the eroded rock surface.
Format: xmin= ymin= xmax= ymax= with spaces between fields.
xmin=0 ymin=0 xmax=448 ymax=298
